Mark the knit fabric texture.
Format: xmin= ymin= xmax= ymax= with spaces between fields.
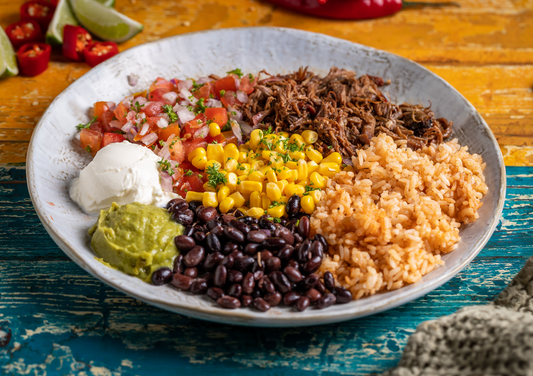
xmin=384 ymin=256 xmax=533 ymax=376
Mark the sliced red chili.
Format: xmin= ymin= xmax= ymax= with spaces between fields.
xmin=16 ymin=43 xmax=51 ymax=76
xmin=83 ymin=41 xmax=119 ymax=67
xmin=20 ymin=0 xmax=56 ymax=31
xmin=5 ymin=20 xmax=43 ymax=49
xmin=62 ymin=25 xmax=92 ymax=62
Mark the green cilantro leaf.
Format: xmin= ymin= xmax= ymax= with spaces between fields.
xmin=76 ymin=116 xmax=97 ymax=131
xmin=163 ymin=104 xmax=178 ymax=123
xmin=227 ymin=68 xmax=243 ymax=78
xmin=206 ymin=162 xmax=228 ymax=189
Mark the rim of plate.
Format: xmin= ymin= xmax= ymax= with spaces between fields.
xmin=26 ymin=27 xmax=506 ymax=327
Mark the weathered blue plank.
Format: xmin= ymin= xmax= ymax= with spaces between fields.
xmin=0 ymin=165 xmax=531 ymax=376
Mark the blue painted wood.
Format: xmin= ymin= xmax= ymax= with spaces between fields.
xmin=0 ymin=164 xmax=532 ymax=376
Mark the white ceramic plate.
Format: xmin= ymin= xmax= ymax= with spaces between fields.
xmin=27 ymin=27 xmax=506 ymax=327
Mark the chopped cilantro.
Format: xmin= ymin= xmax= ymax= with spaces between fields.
xmin=211 ymin=140 xmax=218 ymax=144
xmin=206 ymin=163 xmax=228 ymax=189
xmin=273 ymin=217 xmax=281 ymax=223
xmin=303 ymin=185 xmax=320 ymax=196
xmin=195 ymin=98 xmax=207 ymax=114
xmin=85 ymin=145 xmax=92 ymax=153
xmin=159 ymin=140 xmax=165 ymax=147
xmin=248 ymin=73 xmax=254 ymax=80
xmin=328 ymin=145 xmax=333 ymax=149
xmin=132 ymin=101 xmax=144 ymax=113
xmin=76 ymin=116 xmax=97 ymax=131
xmin=227 ymin=68 xmax=243 ymax=78
xmin=184 ymin=169 xmax=193 ymax=176
xmin=162 ymin=104 xmax=178 ymax=123
xmin=190 ymin=80 xmax=205 ymax=93
xmin=269 ymin=201 xmax=286 ymax=208
xmin=158 ymin=159 xmax=175 ymax=176
xmin=280 ymin=152 xmax=292 ymax=163
xmin=222 ymin=121 xmax=232 ymax=132
xmin=220 ymin=90 xmax=226 ymax=96
xmin=198 ymin=174 xmax=203 ymax=179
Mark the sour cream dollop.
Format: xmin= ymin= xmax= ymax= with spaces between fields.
xmin=70 ymin=142 xmax=178 ymax=215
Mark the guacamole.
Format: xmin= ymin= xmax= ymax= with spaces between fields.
xmin=88 ymin=202 xmax=183 ymax=282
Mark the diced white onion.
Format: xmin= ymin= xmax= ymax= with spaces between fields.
xmin=229 ymin=107 xmax=243 ymax=121
xmin=238 ymin=120 xmax=253 ymax=136
xmin=236 ymin=90 xmax=248 ymax=103
xmin=121 ymin=121 xmax=134 ymax=133
xmin=205 ymin=99 xmax=222 ymax=108
xmin=174 ymin=105 xmax=196 ymax=123
xmin=197 ymin=77 xmax=211 ymax=84
xmin=106 ymin=101 xmax=116 ymax=111
xmin=342 ymin=158 xmax=353 ymax=166
xmin=194 ymin=125 xmax=209 ymax=138
xmin=162 ymin=91 xmax=178 ymax=105
xmin=159 ymin=171 xmax=173 ymax=192
xmin=157 ymin=117 xmax=169 ymax=128
xmin=127 ymin=74 xmax=139 ymax=87
xmin=178 ymin=79 xmax=193 ymax=91
xmin=110 ymin=120 xmax=122 ymax=129
xmin=230 ymin=120 xmax=242 ymax=143
xmin=121 ymin=95 xmax=134 ymax=108
xmin=158 ymin=145 xmax=171 ymax=160
xmin=139 ymin=123 xmax=149 ymax=136
xmin=141 ymin=132 xmax=158 ymax=145
xmin=234 ymin=77 xmax=240 ymax=90
xmin=133 ymin=96 xmax=147 ymax=106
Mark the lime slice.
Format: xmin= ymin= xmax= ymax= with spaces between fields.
xmin=70 ymin=0 xmax=143 ymax=43
xmin=0 ymin=26 xmax=18 ymax=79
xmin=46 ymin=0 xmax=116 ymax=45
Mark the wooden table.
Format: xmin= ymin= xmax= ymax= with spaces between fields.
xmin=1 ymin=1 xmax=532 ymax=374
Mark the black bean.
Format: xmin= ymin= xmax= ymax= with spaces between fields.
xmin=184 ymin=246 xmax=205 ymax=267
xmin=222 ymin=242 xmax=239 ymax=255
xmin=188 ymin=200 xmax=203 ymax=212
xmin=198 ymin=207 xmax=218 ymax=223
xmin=190 ymin=279 xmax=208 ymax=294
xmin=334 ymin=287 xmax=353 ymax=304
xmin=283 ymin=291 xmax=301 ymax=306
xmin=203 ymin=272 xmax=214 ymax=285
xmin=203 ymin=252 xmax=224 ymax=272
xmin=279 ymin=217 xmax=288 ymax=226
xmin=278 ymin=245 xmax=294 ymax=262
xmin=252 ymin=297 xmax=270 ymax=312
xmin=275 ymin=226 xmax=295 ymax=245
xmin=315 ymin=279 xmax=327 ymax=295
xmin=314 ymin=233 xmax=329 ymax=252
xmin=300 ymin=274 xmax=319 ymax=290
xmin=221 ymin=255 xmax=234 ymax=269
xmin=283 ymin=266 xmax=303 ymax=282
xmin=316 ymin=293 xmax=336 ymax=309
xmin=184 ymin=267 xmax=198 ymax=278
xmin=206 ymin=233 xmax=221 ymax=253
xmin=193 ymin=231 xmax=206 ymax=243
xmin=207 ymin=287 xmax=225 ymax=301
xmin=286 ymin=219 xmax=298 ymax=233
xmin=247 ymin=230 xmax=268 ymax=244
xmin=230 ymin=250 xmax=244 ymax=260
xmin=250 ymin=224 xmax=260 ymax=231
xmin=270 ymin=271 xmax=291 ymax=294
xmin=263 ymin=237 xmax=287 ymax=250
xmin=287 ymin=195 xmax=301 ymax=217
xmin=323 ymin=271 xmax=335 ymax=291
xmin=302 ymin=255 xmax=322 ymax=275
xmin=217 ymin=296 xmax=241 ymax=309
xmin=214 ymin=265 xmax=227 ymax=287
xmin=173 ymin=254 xmax=184 ymax=274
xmin=244 ymin=242 xmax=262 ymax=256
xmin=241 ymin=295 xmax=253 ymax=307
xmin=253 ymin=269 xmax=264 ymax=281
xmin=233 ymin=209 xmax=245 ymax=218
xmin=206 ymin=220 xmax=221 ymax=231
xmin=194 ymin=205 xmax=205 ymax=216
xmin=265 ymin=257 xmax=281 ymax=273
xmin=252 ymin=290 xmax=262 ymax=299
xmin=259 ymin=250 xmax=273 ymax=262
xmin=151 ymin=267 xmax=173 ymax=285
xmin=238 ymin=216 xmax=255 ymax=225
xmin=171 ymin=274 xmax=193 ymax=291
xmin=167 ymin=198 xmax=185 ymax=210
xmin=264 ymin=292 xmax=282 ymax=307
xmin=211 ymin=225 xmax=224 ymax=237
xmin=221 ymin=215 xmax=234 ymax=224
xmin=230 ymin=219 xmax=250 ymax=235
xmin=242 ymin=272 xmax=255 ymax=295
xmin=259 ymin=218 xmax=277 ymax=231
xmin=183 ymin=226 xmax=195 ymax=237
xmin=297 ymin=216 xmax=310 ymax=238
xmin=296 ymin=239 xmax=311 ymax=263
xmin=227 ymin=283 xmax=242 ymax=298
xmin=227 ymin=270 xmax=243 ymax=284
xmin=295 ymin=296 xmax=310 ymax=311
xmin=305 ymin=288 xmax=322 ymax=303
xmin=287 ymin=259 xmax=299 ymax=270
xmin=224 ymin=227 xmax=245 ymax=243
xmin=262 ymin=276 xmax=275 ymax=294
xmin=310 ymin=240 xmax=324 ymax=259
xmin=251 ymin=260 xmax=264 ymax=274
xmin=294 ymin=233 xmax=303 ymax=243
xmin=234 ymin=256 xmax=254 ymax=273
xmin=172 ymin=209 xmax=194 ymax=226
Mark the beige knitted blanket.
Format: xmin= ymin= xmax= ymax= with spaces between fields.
xmin=384 ymin=256 xmax=533 ymax=376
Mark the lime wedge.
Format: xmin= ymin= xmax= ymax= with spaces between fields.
xmin=46 ymin=0 xmax=116 ymax=45
xmin=0 ymin=26 xmax=18 ymax=79
xmin=70 ymin=0 xmax=143 ymax=43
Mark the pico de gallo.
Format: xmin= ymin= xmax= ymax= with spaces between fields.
xmin=77 ymin=68 xmax=258 ymax=198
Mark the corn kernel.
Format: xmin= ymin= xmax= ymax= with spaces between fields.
xmin=276 ymin=179 xmax=288 ymax=194
xmin=343 ymin=165 xmax=355 ymax=172
xmin=188 ymin=147 xmax=206 ymax=162
xmin=261 ymin=193 xmax=271 ymax=210
xmin=267 ymin=204 xmax=286 ymax=218
xmin=209 ymin=122 xmax=221 ymax=137
xmin=322 ymin=152 xmax=342 ymax=165
xmin=247 ymin=207 xmax=265 ymax=219
xmin=250 ymin=129 xmax=263 ymax=149
xmin=301 ymin=195 xmax=315 ymax=214
xmin=259 ymin=166 xmax=272 ymax=175
xmin=297 ymin=159 xmax=308 ymax=181
xmin=305 ymin=149 xmax=323 ymax=164
xmin=239 ymin=144 xmax=250 ymax=153
xmin=239 ymin=181 xmax=262 ymax=194
xmin=274 ymin=141 xmax=285 ymax=154
xmin=266 ymin=182 xmax=282 ymax=201
xmin=219 ymin=197 xmax=235 ymax=213
xmin=226 ymin=172 xmax=238 ymax=191
xmin=286 ymin=161 xmax=298 ymax=170
xmin=238 ymin=151 xmax=249 ymax=163
xmin=309 ymin=189 xmax=322 ymax=204
xmin=205 ymin=159 xmax=222 ymax=172
xmin=285 ymin=184 xmax=305 ymax=197
xmin=302 ymin=130 xmax=318 ymax=144
xmin=287 ymin=170 xmax=299 ymax=182
xmin=191 ymin=155 xmax=207 ymax=170
xmin=310 ymin=172 xmax=327 ymax=188
xmin=278 ymin=131 xmax=289 ymax=138
xmin=203 ymin=192 xmax=218 ymax=207
xmin=250 ymin=191 xmax=262 ymax=208
xmin=185 ymin=191 xmax=204 ymax=202
xmin=203 ymin=182 xmax=216 ymax=192
xmin=318 ymin=162 xmax=341 ymax=178
xmin=289 ymin=151 xmax=306 ymax=161
xmin=307 ymin=160 xmax=319 ymax=174
xmin=217 ymin=186 xmax=231 ymax=203
xmin=224 ymin=158 xmax=238 ymax=172
xmin=266 ymin=170 xmax=278 ymax=183
xmin=223 ymin=143 xmax=239 ymax=160
xmin=297 ymin=179 xmax=309 ymax=187
xmin=280 ymin=195 xmax=289 ymax=204
xmin=229 ymin=192 xmax=246 ymax=207
xmin=289 ymin=134 xmax=305 ymax=149
xmin=237 ymin=163 xmax=250 ymax=176
xmin=248 ymin=171 xmax=265 ymax=182
xmin=251 ymin=160 xmax=264 ymax=171
xmin=207 ymin=144 xmax=224 ymax=164
xmin=262 ymin=150 xmax=277 ymax=161
xmin=277 ymin=166 xmax=292 ymax=180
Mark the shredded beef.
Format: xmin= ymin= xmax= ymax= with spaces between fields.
xmin=236 ymin=67 xmax=453 ymax=159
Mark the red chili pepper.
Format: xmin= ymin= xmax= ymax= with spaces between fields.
xmin=5 ymin=20 xmax=43 ymax=49
xmin=20 ymin=0 xmax=56 ymax=31
xmin=16 ymin=43 xmax=51 ymax=76
xmin=83 ymin=41 xmax=119 ymax=67
xmin=263 ymin=0 xmax=403 ymax=19
xmin=63 ymin=25 xmax=92 ymax=62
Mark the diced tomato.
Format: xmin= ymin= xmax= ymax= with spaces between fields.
xmin=100 ymin=110 xmax=116 ymax=132
xmin=184 ymin=114 xmax=207 ymax=136
xmin=114 ymin=102 xmax=129 ymax=124
xmin=143 ymin=101 xmax=165 ymax=117
xmin=158 ymin=123 xmax=181 ymax=143
xmin=204 ymin=134 xmax=226 ymax=146
xmin=101 ymin=132 xmax=126 ymax=148
xmin=89 ymin=121 xmax=103 ymax=134
xmin=175 ymin=174 xmax=205 ymax=198
xmin=182 ymin=138 xmax=208 ymax=156
xmin=221 ymin=90 xmax=237 ymax=107
xmin=149 ymin=77 xmax=174 ymax=93
xmin=94 ymin=101 xmax=109 ymax=120
xmin=194 ymin=82 xmax=212 ymax=100
xmin=168 ymin=137 xmax=186 ymax=164
xmin=239 ymin=74 xmax=257 ymax=94
xmin=148 ymin=88 xmax=169 ymax=102
xmin=80 ymin=128 xmax=102 ymax=156
xmin=205 ymin=107 xmax=228 ymax=126
xmin=214 ymin=76 xmax=238 ymax=97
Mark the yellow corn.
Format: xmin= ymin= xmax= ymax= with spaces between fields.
xmin=207 ymin=143 xmax=224 ymax=164
xmin=238 ymin=151 xmax=248 ymax=163
xmin=301 ymin=195 xmax=315 ymax=214
xmin=276 ymin=179 xmax=288 ymax=194
xmin=267 ymin=204 xmax=286 ymax=218
xmin=219 ymin=197 xmax=235 ymax=213
xmin=266 ymin=170 xmax=278 ymax=183
xmin=280 ymin=195 xmax=289 ymax=204
xmin=226 ymin=172 xmax=238 ymax=191
xmin=322 ymin=152 xmax=342 ymax=165
xmin=297 ymin=179 xmax=309 ymax=187
xmin=202 ymin=192 xmax=218 ymax=207
xmin=205 ymin=159 xmax=222 ymax=172
xmin=250 ymin=191 xmax=262 ymax=208
xmin=229 ymin=192 xmax=246 ymax=207
xmin=237 ymin=163 xmax=250 ymax=176
xmin=286 ymin=161 xmax=298 ymax=170
xmin=274 ymin=141 xmax=285 ymax=154
xmin=217 ymin=186 xmax=231 ymax=203
xmin=188 ymin=147 xmax=206 ymax=162
xmin=261 ymin=193 xmax=271 ymax=210
xmin=250 ymin=129 xmax=263 ymax=149
xmin=307 ymin=160 xmax=319 ymax=174
xmin=309 ymin=189 xmax=322 ymax=204
xmin=185 ymin=191 xmax=204 ymax=202
xmin=266 ymin=182 xmax=282 ymax=201
xmin=289 ymin=134 xmax=305 ymax=149
xmin=259 ymin=166 xmax=271 ymax=175
xmin=287 ymin=170 xmax=299 ymax=182
xmin=224 ymin=158 xmax=238 ymax=172
xmin=297 ymin=159 xmax=308 ymax=181
xmin=305 ymin=149 xmax=323 ymax=164
xmin=238 ymin=144 xmax=250 ymax=153
xmin=203 ymin=182 xmax=216 ymax=192
xmin=285 ymin=184 xmax=305 ymax=197
xmin=277 ymin=166 xmax=292 ymax=180
xmin=302 ymin=130 xmax=318 ymax=144
xmin=224 ymin=143 xmax=240 ymax=160
xmin=209 ymin=122 xmax=221 ymax=137
xmin=318 ymin=162 xmax=341 ymax=178
xmin=191 ymin=155 xmax=207 ymax=170
xmin=261 ymin=150 xmax=277 ymax=161
xmin=289 ymin=151 xmax=305 ymax=161
xmin=278 ymin=131 xmax=289 ymax=138
xmin=247 ymin=207 xmax=265 ymax=219
xmin=251 ymin=160 xmax=265 ymax=171
xmin=239 ymin=181 xmax=262 ymax=194
xmin=343 ymin=165 xmax=355 ymax=172
xmin=310 ymin=172 xmax=327 ymax=188
xmin=248 ymin=171 xmax=265 ymax=182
